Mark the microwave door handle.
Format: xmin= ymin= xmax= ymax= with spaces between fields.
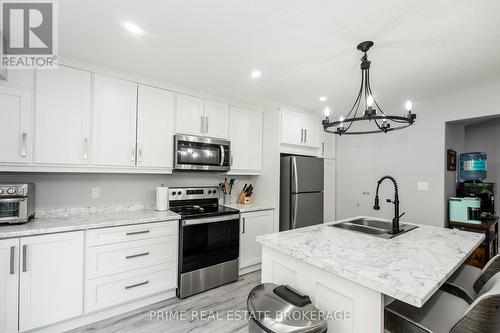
xmin=220 ymin=145 xmax=225 ymax=166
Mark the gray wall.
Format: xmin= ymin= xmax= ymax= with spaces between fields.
xmin=337 ymin=79 xmax=500 ymax=227
xmin=445 ymin=123 xmax=465 ymax=201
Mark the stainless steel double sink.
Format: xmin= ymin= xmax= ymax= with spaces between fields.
xmin=330 ymin=217 xmax=418 ymax=239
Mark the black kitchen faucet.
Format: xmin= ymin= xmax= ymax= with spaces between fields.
xmin=373 ymin=176 xmax=405 ymax=234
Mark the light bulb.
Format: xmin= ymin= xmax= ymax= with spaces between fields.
xmin=339 ymin=116 xmax=345 ymax=122
xmin=405 ymin=100 xmax=413 ymax=112
xmin=367 ymin=95 xmax=374 ymax=107
xmin=324 ymin=107 xmax=330 ymax=117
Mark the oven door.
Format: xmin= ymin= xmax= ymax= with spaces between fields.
xmin=180 ymin=214 xmax=239 ymax=274
xmin=0 ymin=198 xmax=27 ymax=223
xmin=174 ymin=135 xmax=230 ymax=171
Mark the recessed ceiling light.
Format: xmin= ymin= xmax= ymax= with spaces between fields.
xmin=319 ymin=96 xmax=327 ymax=102
xmin=251 ymin=70 xmax=262 ymax=79
xmin=122 ymin=21 xmax=144 ymax=35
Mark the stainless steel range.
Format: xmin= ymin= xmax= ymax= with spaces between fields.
xmin=169 ymin=187 xmax=240 ymax=298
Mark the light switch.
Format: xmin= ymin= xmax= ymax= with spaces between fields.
xmin=417 ymin=182 xmax=429 ymax=192
xmin=91 ymin=187 xmax=100 ymax=198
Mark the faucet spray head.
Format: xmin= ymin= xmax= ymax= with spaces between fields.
xmin=373 ymin=195 xmax=380 ymax=210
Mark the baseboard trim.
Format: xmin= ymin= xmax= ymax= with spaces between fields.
xmin=26 ymin=290 xmax=176 ymax=333
xmin=239 ymin=263 xmax=261 ymax=276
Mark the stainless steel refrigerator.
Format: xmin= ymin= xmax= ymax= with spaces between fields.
xmin=280 ymin=155 xmax=324 ymax=231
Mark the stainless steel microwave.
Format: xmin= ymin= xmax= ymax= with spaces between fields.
xmin=174 ymin=135 xmax=231 ymax=172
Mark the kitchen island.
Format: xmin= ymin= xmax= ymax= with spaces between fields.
xmin=257 ymin=216 xmax=484 ymax=333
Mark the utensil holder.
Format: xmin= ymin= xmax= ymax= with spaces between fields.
xmin=223 ymin=194 xmax=231 ymax=205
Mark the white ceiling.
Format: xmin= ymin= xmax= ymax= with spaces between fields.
xmin=59 ymin=0 xmax=500 ymax=116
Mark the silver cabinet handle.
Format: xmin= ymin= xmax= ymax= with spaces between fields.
xmin=200 ymin=116 xmax=204 ymax=134
xmin=20 ymin=132 xmax=27 ymax=157
xmin=125 ymin=280 xmax=149 ymax=290
xmin=22 ymin=244 xmax=27 ymax=272
xmin=242 ymin=217 xmax=246 ymax=234
xmin=205 ymin=116 xmax=209 ymax=133
xmin=83 ymin=137 xmax=89 ymax=160
xmin=304 ymin=129 xmax=307 ymax=143
xmin=137 ymin=143 xmax=143 ymax=163
xmin=126 ymin=252 xmax=149 ymax=259
xmin=131 ymin=143 xmax=136 ymax=162
xmin=300 ymin=129 xmax=303 ymax=143
xmin=126 ymin=230 xmax=150 ymax=236
xmin=10 ymin=246 xmax=15 ymax=275
xmin=322 ymin=142 xmax=325 ymax=156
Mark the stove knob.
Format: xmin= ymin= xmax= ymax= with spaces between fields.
xmin=7 ymin=188 xmax=15 ymax=194
xmin=177 ymin=191 xmax=182 ymax=195
xmin=0 ymin=189 xmax=3 ymax=194
xmin=171 ymin=191 xmax=176 ymax=196
xmin=207 ymin=190 xmax=212 ymax=194
xmin=213 ymin=190 xmax=217 ymax=194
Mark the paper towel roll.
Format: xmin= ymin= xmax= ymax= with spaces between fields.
xmin=155 ymin=186 xmax=169 ymax=211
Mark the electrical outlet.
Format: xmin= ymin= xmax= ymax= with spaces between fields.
xmin=91 ymin=187 xmax=100 ymax=198
xmin=417 ymin=182 xmax=429 ymax=192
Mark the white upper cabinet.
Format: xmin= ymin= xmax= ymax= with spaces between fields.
xmin=0 ymin=86 xmax=32 ymax=164
xmin=0 ymin=238 xmax=19 ymax=333
xmin=228 ymin=106 xmax=263 ymax=174
xmin=320 ymin=125 xmax=336 ymax=160
xmin=175 ymin=94 xmax=205 ymax=136
xmin=204 ymin=100 xmax=229 ymax=139
xmin=281 ymin=109 xmax=303 ymax=146
xmin=19 ymin=232 xmax=84 ymax=331
xmin=35 ymin=66 xmax=91 ymax=165
xmin=137 ymin=85 xmax=176 ymax=169
xmin=92 ymin=74 xmax=138 ymax=167
xmin=302 ymin=114 xmax=320 ymax=148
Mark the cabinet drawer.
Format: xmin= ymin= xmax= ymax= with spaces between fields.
xmin=86 ymin=235 xmax=177 ymax=279
xmin=85 ymin=262 xmax=176 ymax=313
xmin=86 ymin=221 xmax=177 ymax=246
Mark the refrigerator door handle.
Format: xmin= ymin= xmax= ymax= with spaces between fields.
xmin=291 ymin=193 xmax=299 ymax=229
xmin=291 ymin=156 xmax=299 ymax=193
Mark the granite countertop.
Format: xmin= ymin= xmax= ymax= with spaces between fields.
xmin=0 ymin=207 xmax=180 ymax=239
xmin=257 ymin=216 xmax=484 ymax=307
xmin=222 ymin=203 xmax=274 ymax=213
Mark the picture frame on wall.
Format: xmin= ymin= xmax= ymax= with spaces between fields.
xmin=447 ymin=149 xmax=457 ymax=171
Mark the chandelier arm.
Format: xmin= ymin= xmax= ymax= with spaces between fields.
xmin=366 ymin=70 xmax=387 ymax=117
xmin=344 ymin=68 xmax=365 ymax=120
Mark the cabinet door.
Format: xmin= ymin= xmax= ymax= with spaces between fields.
xmin=137 ymin=85 xmax=175 ymax=169
xmin=35 ymin=66 xmax=91 ymax=165
xmin=0 ymin=239 xmax=19 ymax=333
xmin=204 ymin=100 xmax=229 ymax=139
xmin=92 ymin=74 xmax=138 ymax=167
xmin=229 ymin=106 xmax=262 ymax=174
xmin=281 ymin=108 xmax=303 ymax=146
xmin=175 ymin=94 xmax=204 ymax=136
xmin=324 ymin=159 xmax=336 ymax=222
xmin=0 ymin=86 xmax=32 ymax=164
xmin=302 ymin=115 xmax=320 ymax=148
xmin=240 ymin=210 xmax=274 ymax=268
xmin=19 ymin=232 xmax=84 ymax=331
xmin=320 ymin=125 xmax=336 ymax=159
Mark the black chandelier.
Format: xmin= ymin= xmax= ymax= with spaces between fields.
xmin=322 ymin=41 xmax=416 ymax=135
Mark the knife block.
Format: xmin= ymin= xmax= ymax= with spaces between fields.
xmin=237 ymin=190 xmax=252 ymax=204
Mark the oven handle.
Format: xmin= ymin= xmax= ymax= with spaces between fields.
xmin=220 ymin=145 xmax=225 ymax=166
xmin=0 ymin=198 xmax=25 ymax=203
xmin=182 ymin=214 xmax=240 ymax=226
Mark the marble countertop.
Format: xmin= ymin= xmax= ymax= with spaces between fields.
xmin=222 ymin=203 xmax=274 ymax=213
xmin=257 ymin=216 xmax=484 ymax=307
xmin=0 ymin=208 xmax=180 ymax=239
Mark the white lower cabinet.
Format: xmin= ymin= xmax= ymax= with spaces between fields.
xmin=19 ymin=232 xmax=84 ymax=332
xmin=240 ymin=210 xmax=274 ymax=270
xmin=85 ymin=221 xmax=178 ymax=313
xmin=0 ymin=239 xmax=19 ymax=333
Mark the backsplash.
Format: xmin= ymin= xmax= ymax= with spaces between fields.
xmin=0 ymin=172 xmax=256 ymax=209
